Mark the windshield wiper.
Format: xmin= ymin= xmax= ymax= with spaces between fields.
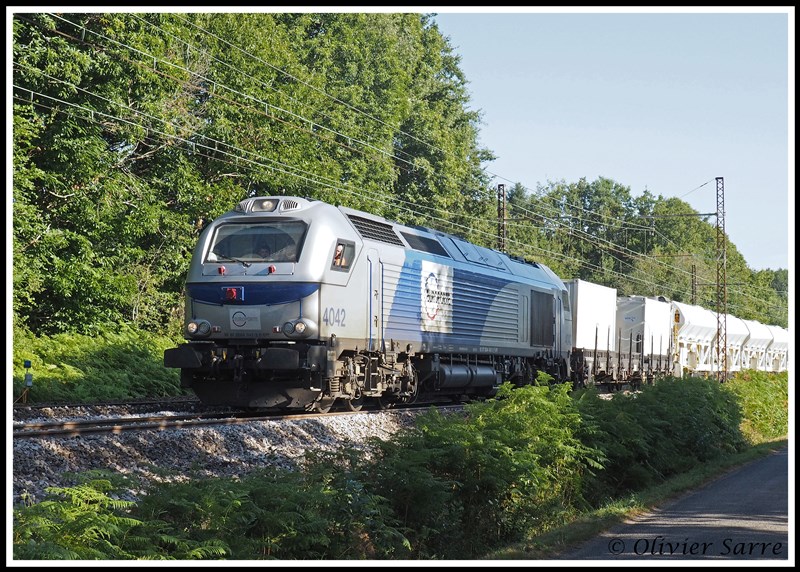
xmin=212 ymin=254 xmax=251 ymax=268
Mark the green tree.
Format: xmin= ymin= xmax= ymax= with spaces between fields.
xmin=12 ymin=12 xmax=498 ymax=336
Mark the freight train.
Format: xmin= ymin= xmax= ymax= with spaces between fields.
xmin=565 ymin=279 xmax=788 ymax=391
xmin=163 ymin=195 xmax=788 ymax=410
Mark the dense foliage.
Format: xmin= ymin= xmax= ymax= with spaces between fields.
xmin=12 ymin=12 xmax=787 ymax=343
xmin=573 ymin=378 xmax=749 ymax=506
xmin=723 ymin=370 xmax=789 ymax=442
xmin=363 ymin=383 xmax=602 ymax=558
xmin=13 ymin=374 xmax=786 ymax=560
xmin=12 ymin=324 xmax=184 ymax=404
xmin=11 ymin=12 xmax=496 ymax=336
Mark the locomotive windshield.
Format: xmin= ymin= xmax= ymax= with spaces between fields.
xmin=206 ymin=220 xmax=307 ymax=263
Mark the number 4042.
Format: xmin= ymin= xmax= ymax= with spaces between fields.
xmin=323 ymin=307 xmax=346 ymax=327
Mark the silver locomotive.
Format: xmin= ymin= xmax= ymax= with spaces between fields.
xmin=164 ymin=196 xmax=573 ymax=411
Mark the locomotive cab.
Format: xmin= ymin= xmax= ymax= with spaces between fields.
xmin=164 ymin=196 xmax=364 ymax=410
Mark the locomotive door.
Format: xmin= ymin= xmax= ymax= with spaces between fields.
xmin=554 ymin=291 xmax=562 ymax=357
xmin=530 ymin=289 xmax=555 ymax=349
xmin=367 ymin=249 xmax=382 ymax=352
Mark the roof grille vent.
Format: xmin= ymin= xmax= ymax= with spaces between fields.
xmin=347 ymin=215 xmax=404 ymax=246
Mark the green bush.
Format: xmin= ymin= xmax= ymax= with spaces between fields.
xmin=13 ymin=473 xmax=227 ymax=560
xmin=133 ymin=459 xmax=411 ymax=559
xmin=363 ymin=383 xmax=603 ymax=558
xmin=575 ymin=376 xmax=749 ymax=507
xmin=723 ymin=370 xmax=788 ymax=443
xmin=12 ymin=323 xmax=185 ymax=404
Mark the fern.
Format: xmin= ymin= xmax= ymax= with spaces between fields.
xmin=13 ymin=478 xmax=231 ymax=560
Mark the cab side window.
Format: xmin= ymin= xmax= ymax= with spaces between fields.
xmin=331 ymin=240 xmax=355 ymax=271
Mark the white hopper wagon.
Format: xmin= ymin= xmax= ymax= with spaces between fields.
xmin=720 ymin=313 xmax=751 ymax=373
xmin=741 ymin=319 xmax=774 ymax=371
xmin=671 ymin=301 xmax=718 ymax=374
xmin=765 ymin=325 xmax=789 ymax=372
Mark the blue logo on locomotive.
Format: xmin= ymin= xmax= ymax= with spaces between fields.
xmin=422 ymin=261 xmax=454 ymax=333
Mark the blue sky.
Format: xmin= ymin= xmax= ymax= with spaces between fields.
xmin=432 ymin=8 xmax=793 ymax=272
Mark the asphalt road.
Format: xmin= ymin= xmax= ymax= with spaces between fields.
xmin=556 ymin=446 xmax=790 ymax=561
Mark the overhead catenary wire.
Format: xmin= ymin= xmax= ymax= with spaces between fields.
xmin=31 ymin=15 xmax=708 ymax=279
xmin=31 ymin=13 xmax=719 ymax=251
xmin=12 ymin=28 xmax=764 ymax=314
xmin=12 ymin=12 xmax=786 ymax=319
xmin=18 ymin=87 xmax=783 ymax=318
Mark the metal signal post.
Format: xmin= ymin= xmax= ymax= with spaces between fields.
xmin=497 ymin=184 xmax=506 ymax=252
xmin=715 ymin=177 xmax=727 ymax=382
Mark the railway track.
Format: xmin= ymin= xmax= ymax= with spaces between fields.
xmin=14 ymin=411 xmax=241 ymax=439
xmin=12 ymin=405 xmax=447 ymax=440
xmin=12 ymin=395 xmax=204 ymax=412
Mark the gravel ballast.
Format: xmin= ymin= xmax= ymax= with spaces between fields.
xmin=12 ymin=409 xmax=420 ymax=505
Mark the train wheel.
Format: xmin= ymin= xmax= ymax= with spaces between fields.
xmin=377 ymin=395 xmax=396 ymax=410
xmin=345 ymin=394 xmax=365 ymax=412
xmin=314 ymin=397 xmax=336 ymax=414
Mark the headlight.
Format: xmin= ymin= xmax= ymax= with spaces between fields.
xmin=252 ymin=198 xmax=278 ymax=212
xmin=280 ymin=320 xmax=314 ymax=337
xmin=187 ymin=320 xmax=212 ymax=338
